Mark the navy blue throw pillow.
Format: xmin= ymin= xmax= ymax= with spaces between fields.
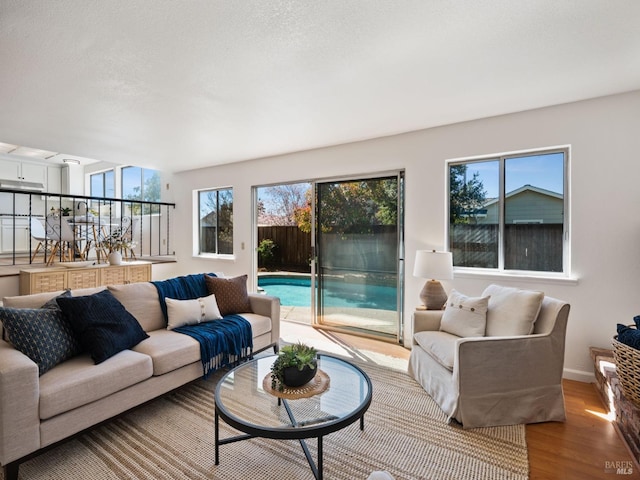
xmin=617 ymin=324 xmax=640 ymax=350
xmin=57 ymin=289 xmax=149 ymax=364
xmin=0 ymin=306 xmax=81 ymax=375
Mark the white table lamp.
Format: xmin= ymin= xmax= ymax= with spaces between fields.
xmin=413 ymin=250 xmax=453 ymax=310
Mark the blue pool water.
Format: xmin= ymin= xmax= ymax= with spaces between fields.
xmin=258 ymin=276 xmax=397 ymax=310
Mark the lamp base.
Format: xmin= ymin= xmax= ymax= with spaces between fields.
xmin=419 ymin=280 xmax=448 ymax=310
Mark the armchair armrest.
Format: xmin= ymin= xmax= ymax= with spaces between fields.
xmin=455 ymin=332 xmax=563 ymax=394
xmin=0 ymin=340 xmax=40 ymax=466
xmin=412 ymin=310 xmax=444 ymax=338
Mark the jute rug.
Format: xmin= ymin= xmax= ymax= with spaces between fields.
xmin=4 ymin=361 xmax=528 ymax=480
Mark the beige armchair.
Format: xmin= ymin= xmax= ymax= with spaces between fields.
xmin=408 ymin=285 xmax=570 ymax=429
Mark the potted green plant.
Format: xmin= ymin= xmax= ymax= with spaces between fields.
xmin=270 ymin=342 xmax=318 ymax=391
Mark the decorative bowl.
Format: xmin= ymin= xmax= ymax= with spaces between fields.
xmin=282 ymin=364 xmax=317 ymax=388
xmin=58 ymin=261 xmax=95 ymax=268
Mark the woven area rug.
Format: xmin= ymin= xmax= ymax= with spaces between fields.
xmin=4 ymin=361 xmax=529 ymax=480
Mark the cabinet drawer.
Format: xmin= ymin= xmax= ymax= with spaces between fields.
xmin=128 ymin=264 xmax=151 ymax=283
xmin=100 ymin=266 xmax=127 ymax=285
xmin=67 ymin=269 xmax=100 ymax=290
xmin=27 ymin=271 xmax=66 ymax=293
xmin=19 ymin=261 xmax=152 ymax=294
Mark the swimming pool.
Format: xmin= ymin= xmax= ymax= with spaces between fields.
xmin=258 ymin=276 xmax=397 ymax=310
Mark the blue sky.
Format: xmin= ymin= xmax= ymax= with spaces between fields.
xmin=466 ymin=152 xmax=564 ymax=198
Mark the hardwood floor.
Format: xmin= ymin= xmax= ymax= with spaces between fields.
xmin=528 ymin=379 xmax=639 ymax=479
xmin=283 ymin=323 xmax=639 ymax=480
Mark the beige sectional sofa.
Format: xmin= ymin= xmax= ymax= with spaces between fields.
xmin=0 ymin=277 xmax=280 ymax=480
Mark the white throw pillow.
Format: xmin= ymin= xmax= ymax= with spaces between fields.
xmin=482 ymin=284 xmax=544 ymax=336
xmin=439 ymin=290 xmax=489 ymax=338
xmin=166 ymin=293 xmax=223 ymax=330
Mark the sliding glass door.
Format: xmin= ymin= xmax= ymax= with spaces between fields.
xmin=313 ymin=173 xmax=404 ymax=340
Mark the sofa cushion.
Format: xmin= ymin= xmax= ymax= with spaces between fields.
xmin=132 ymin=329 xmax=201 ymax=375
xmin=166 ymin=293 xmax=223 ymax=330
xmin=39 ymin=350 xmax=153 ymax=420
xmin=0 ymin=306 xmax=81 ymax=375
xmin=413 ymin=331 xmax=459 ymax=371
xmin=57 ymin=290 xmax=149 ymax=364
xmin=2 ymin=287 xmax=106 ymax=309
xmin=482 ymin=284 xmax=544 ymax=336
xmin=236 ymin=313 xmax=272 ymax=337
xmin=108 ymin=282 xmax=166 ymax=332
xmin=205 ymin=274 xmax=252 ymax=316
xmin=440 ymin=290 xmax=489 ymax=338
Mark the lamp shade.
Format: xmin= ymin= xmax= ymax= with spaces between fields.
xmin=413 ymin=250 xmax=453 ymax=280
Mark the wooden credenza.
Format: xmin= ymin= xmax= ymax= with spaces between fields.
xmin=19 ymin=261 xmax=152 ymax=295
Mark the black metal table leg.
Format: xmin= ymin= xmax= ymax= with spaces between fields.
xmin=215 ymin=410 xmax=220 ymax=465
xmin=318 ymin=436 xmax=323 ymax=480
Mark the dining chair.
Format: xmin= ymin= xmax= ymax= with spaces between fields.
xmin=29 ymin=217 xmax=54 ymax=264
xmin=45 ymin=214 xmax=85 ymax=265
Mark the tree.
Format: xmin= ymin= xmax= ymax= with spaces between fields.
xmin=259 ymin=184 xmax=309 ymax=226
xmin=449 ymin=164 xmax=486 ymax=224
xmin=293 ymin=178 xmax=398 ymax=234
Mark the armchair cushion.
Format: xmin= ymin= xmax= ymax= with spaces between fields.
xmin=440 ymin=290 xmax=489 ymax=337
xmin=482 ymin=284 xmax=543 ymax=336
xmin=413 ymin=331 xmax=458 ymax=370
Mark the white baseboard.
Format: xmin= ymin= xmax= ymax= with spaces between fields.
xmin=564 ymin=368 xmax=595 ymax=383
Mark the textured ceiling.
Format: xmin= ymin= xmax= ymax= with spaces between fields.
xmin=1 ymin=1 xmax=639 ymax=173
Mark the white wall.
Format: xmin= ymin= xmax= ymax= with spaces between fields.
xmin=155 ymin=90 xmax=640 ymax=382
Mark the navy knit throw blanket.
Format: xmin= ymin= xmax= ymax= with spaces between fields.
xmin=173 ymin=315 xmax=252 ymax=378
xmin=152 ymin=274 xmax=253 ymax=378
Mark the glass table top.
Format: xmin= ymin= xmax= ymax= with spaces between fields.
xmin=215 ymin=355 xmax=371 ymax=434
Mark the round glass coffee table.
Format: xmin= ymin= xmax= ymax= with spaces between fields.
xmin=214 ymin=354 xmax=372 ymax=480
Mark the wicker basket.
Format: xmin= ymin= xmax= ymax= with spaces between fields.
xmin=613 ymin=334 xmax=640 ymax=407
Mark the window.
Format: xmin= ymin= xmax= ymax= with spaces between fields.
xmin=121 ymin=166 xmax=161 ymax=214
xmin=448 ymin=148 xmax=567 ymax=273
xmin=121 ymin=166 xmax=160 ymax=202
xmin=198 ymin=188 xmax=233 ymax=255
xmin=90 ymin=170 xmax=115 ymax=198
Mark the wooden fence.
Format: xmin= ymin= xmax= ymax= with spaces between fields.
xmin=258 ymin=226 xmax=311 ymax=271
xmin=450 ymin=223 xmax=563 ymax=272
xmin=257 ymin=225 xmax=398 ymax=273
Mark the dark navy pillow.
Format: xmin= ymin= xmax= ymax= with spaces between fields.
xmin=617 ymin=324 xmax=640 ymax=350
xmin=0 ymin=306 xmax=81 ymax=375
xmin=633 ymin=315 xmax=640 ymax=329
xmin=57 ymin=289 xmax=149 ymax=364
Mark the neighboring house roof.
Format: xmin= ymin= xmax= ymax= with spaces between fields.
xmin=483 ymin=184 xmax=562 ymax=208
xmin=472 ymin=184 xmax=564 ymax=225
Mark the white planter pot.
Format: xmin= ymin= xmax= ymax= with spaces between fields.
xmin=108 ymin=251 xmax=122 ymax=265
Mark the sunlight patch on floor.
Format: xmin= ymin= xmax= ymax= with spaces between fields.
xmin=280 ymin=319 xmax=408 ymax=372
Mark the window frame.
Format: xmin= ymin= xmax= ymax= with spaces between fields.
xmin=121 ymin=166 xmax=160 ymax=203
xmin=196 ymin=187 xmax=234 ymax=257
xmin=89 ymin=169 xmax=115 ymax=198
xmin=446 ymin=146 xmax=570 ymax=277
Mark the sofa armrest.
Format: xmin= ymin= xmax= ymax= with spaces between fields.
xmin=412 ymin=310 xmax=444 ymax=339
xmin=455 ymin=332 xmax=563 ymax=394
xmin=0 ymin=340 xmax=40 ymax=466
xmin=248 ymin=293 xmax=280 ymax=348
